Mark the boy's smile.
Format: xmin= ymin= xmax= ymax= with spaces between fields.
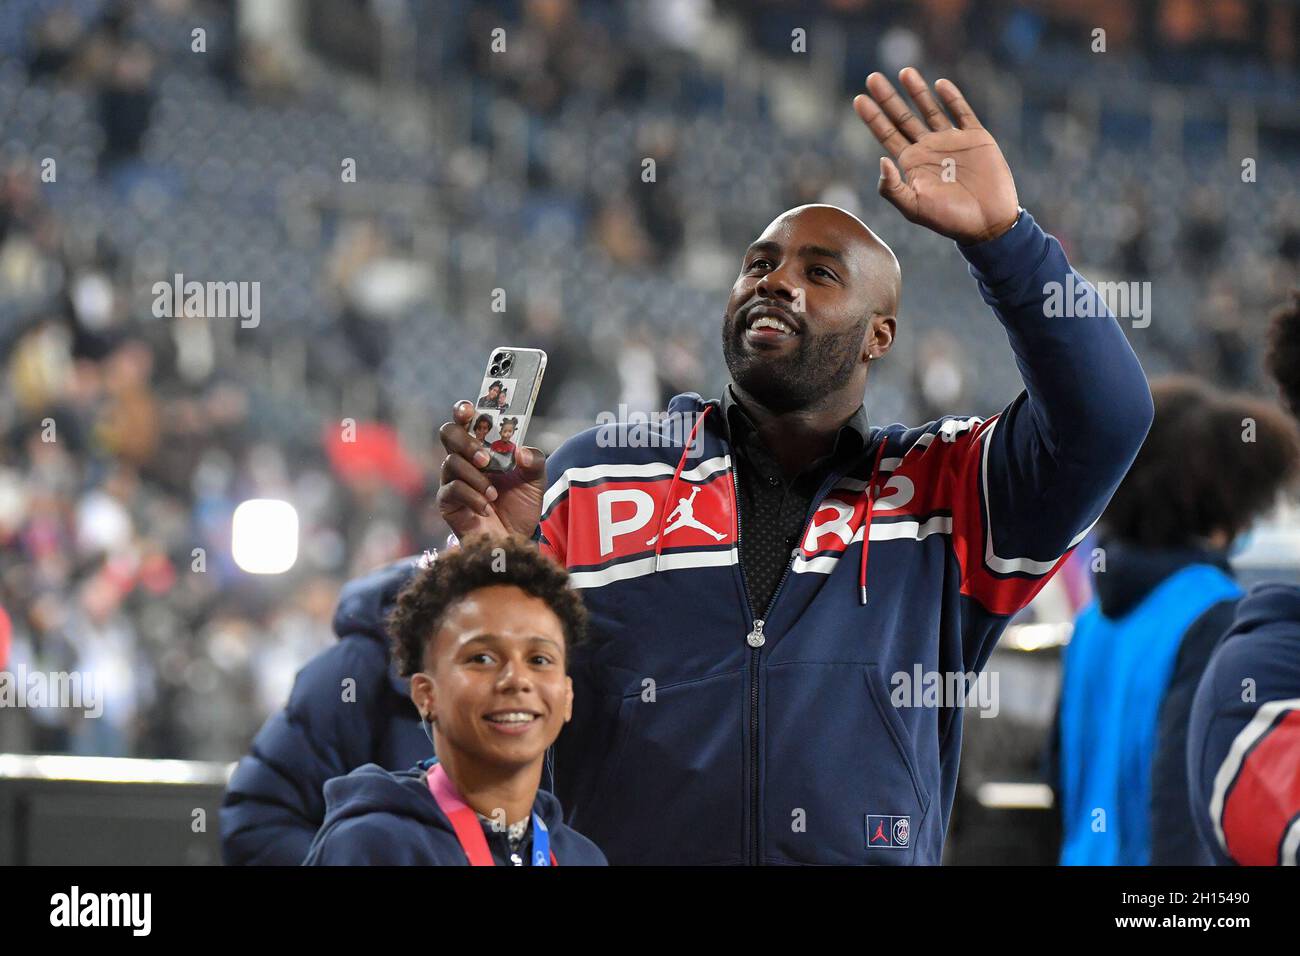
xmin=483 ymin=708 xmax=542 ymax=733
xmin=422 ymin=585 xmax=573 ymax=770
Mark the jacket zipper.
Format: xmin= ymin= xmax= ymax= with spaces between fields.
xmin=732 ymin=443 xmax=872 ymax=866
xmin=732 ymin=462 xmax=813 ymax=866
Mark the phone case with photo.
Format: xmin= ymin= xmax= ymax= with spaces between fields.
xmin=469 ymin=347 xmax=547 ymax=473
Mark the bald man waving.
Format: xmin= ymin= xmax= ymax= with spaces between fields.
xmin=434 ymin=69 xmax=1153 ymax=865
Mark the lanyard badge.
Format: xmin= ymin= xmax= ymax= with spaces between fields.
xmin=426 ymin=762 xmax=556 ymax=866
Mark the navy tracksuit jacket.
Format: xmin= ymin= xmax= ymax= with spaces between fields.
xmin=225 ymin=209 xmax=1151 ymax=865
xmin=537 ymin=211 xmax=1151 ymax=864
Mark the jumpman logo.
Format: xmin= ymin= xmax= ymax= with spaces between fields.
xmin=870 ymin=819 xmax=889 ymax=844
xmin=646 ymin=485 xmax=726 ymax=545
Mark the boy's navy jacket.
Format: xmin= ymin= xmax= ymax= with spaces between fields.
xmin=1188 ymin=582 xmax=1300 ymax=865
xmin=220 ymin=557 xmax=431 ymax=865
xmin=302 ymin=762 xmax=608 ymax=865
xmin=536 ymin=211 xmax=1152 ymax=864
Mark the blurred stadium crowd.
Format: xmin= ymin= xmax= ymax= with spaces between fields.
xmin=0 ymin=0 xmax=1297 ymax=760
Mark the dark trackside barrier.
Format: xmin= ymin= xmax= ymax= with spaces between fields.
xmin=0 ymin=755 xmax=229 ymax=865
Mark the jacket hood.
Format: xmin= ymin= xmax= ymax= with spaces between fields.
xmin=319 ymin=762 xmax=567 ymax=835
xmin=1092 ymin=539 xmax=1232 ymax=619
xmin=1225 ymin=581 xmax=1300 ymax=642
xmin=667 ymin=390 xmax=712 ymax=418
xmin=332 ymin=554 xmax=424 ymax=643
xmin=332 ymin=554 xmax=424 ymax=698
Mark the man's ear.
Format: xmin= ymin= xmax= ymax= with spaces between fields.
xmin=410 ymin=671 xmax=437 ymax=723
xmin=865 ymin=314 xmax=896 ymax=361
xmin=563 ymin=675 xmax=574 ymax=723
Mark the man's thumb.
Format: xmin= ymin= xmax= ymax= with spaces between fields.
xmin=878 ymin=157 xmax=915 ymax=217
xmin=516 ymin=446 xmax=546 ymax=481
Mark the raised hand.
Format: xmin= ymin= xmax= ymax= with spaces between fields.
xmin=853 ymin=68 xmax=1019 ymax=246
xmin=436 ymin=401 xmax=546 ymax=540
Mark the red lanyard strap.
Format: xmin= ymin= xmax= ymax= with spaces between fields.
xmin=425 ymin=763 xmax=558 ymax=866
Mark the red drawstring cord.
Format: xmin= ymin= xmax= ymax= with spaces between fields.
xmin=653 ymin=405 xmax=711 ymax=572
xmin=859 ymin=437 xmax=888 ymax=606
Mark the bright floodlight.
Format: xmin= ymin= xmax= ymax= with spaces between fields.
xmin=232 ymin=499 xmax=298 ymax=574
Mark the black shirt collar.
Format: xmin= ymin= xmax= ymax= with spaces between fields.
xmin=719 ymin=384 xmax=870 ymax=461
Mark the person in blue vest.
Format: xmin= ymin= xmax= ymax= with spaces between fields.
xmin=304 ymin=534 xmax=606 ymax=865
xmin=1056 ymin=376 xmax=1299 ymax=865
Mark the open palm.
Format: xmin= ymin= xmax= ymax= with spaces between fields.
xmin=854 ymin=69 xmax=1020 ymax=246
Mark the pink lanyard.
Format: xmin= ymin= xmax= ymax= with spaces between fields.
xmin=425 ymin=763 xmax=557 ymax=866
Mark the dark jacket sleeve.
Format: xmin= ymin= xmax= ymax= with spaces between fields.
xmin=954 ymin=211 xmax=1154 ymax=666
xmin=1148 ymin=598 xmax=1239 ymax=865
xmin=220 ymin=636 xmax=396 ymax=866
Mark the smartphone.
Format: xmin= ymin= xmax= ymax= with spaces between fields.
xmin=468 ymin=347 xmax=547 ymax=473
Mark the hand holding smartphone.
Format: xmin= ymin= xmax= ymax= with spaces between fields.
xmin=436 ymin=347 xmax=548 ymax=540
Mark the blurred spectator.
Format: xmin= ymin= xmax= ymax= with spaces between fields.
xmin=912 ymin=329 xmax=967 ymax=424
xmin=97 ymin=39 xmax=156 ymax=173
xmin=25 ymin=9 xmax=85 ymax=80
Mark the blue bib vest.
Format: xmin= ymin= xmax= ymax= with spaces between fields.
xmin=1059 ymin=563 xmax=1242 ymax=865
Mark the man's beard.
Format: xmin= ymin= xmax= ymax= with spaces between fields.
xmin=722 ymin=316 xmax=867 ymax=414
